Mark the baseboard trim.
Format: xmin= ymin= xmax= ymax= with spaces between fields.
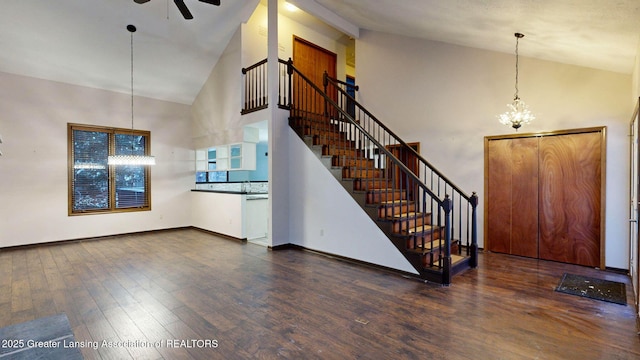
xmin=270 ymin=243 xmax=426 ymax=282
xmin=190 ymin=227 xmax=247 ymax=243
xmin=0 ymin=226 xmax=193 ymax=252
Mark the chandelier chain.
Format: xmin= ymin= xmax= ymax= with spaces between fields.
xmin=514 ymin=35 xmax=519 ymax=100
xmin=130 ymin=30 xmax=135 ymax=132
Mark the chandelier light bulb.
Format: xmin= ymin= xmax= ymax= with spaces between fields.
xmin=498 ymin=97 xmax=535 ymax=130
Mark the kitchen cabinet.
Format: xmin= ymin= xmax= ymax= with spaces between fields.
xmin=195 ymin=142 xmax=256 ymax=172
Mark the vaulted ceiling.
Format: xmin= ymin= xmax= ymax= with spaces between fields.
xmin=1 ymin=0 xmax=638 ymax=105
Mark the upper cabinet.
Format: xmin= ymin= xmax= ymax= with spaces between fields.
xmin=196 ymin=142 xmax=256 ymax=172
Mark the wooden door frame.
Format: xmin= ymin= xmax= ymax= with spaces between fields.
xmin=484 ymin=126 xmax=607 ymax=269
xmin=630 ymin=98 xmax=640 ymax=314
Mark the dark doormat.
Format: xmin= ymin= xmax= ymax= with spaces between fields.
xmin=555 ymin=273 xmax=627 ymax=305
xmin=0 ymin=313 xmax=83 ymax=359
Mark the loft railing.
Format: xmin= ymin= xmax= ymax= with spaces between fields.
xmin=287 ymin=59 xmax=477 ymax=283
xmin=241 ymin=58 xmax=290 ymax=114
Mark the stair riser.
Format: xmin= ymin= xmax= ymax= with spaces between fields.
xmin=378 ymin=202 xmax=416 ymax=218
xmin=290 ymin=119 xmax=338 ymax=131
xmin=325 ymin=147 xmax=363 ymax=157
xmin=335 ymin=158 xmax=376 ymax=168
xmin=366 ymin=191 xmax=406 ymax=203
xmin=392 ymin=215 xmax=432 ymax=233
xmin=354 ymin=179 xmax=390 ymax=190
xmin=344 ymin=169 xmax=384 ymax=179
xmin=406 ymin=230 xmax=444 ymax=248
xmin=421 ymin=244 xmax=460 ymax=268
xmin=316 ymin=138 xmax=354 ymax=148
xmin=303 ymin=128 xmax=346 ymax=139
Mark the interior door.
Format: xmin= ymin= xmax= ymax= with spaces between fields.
xmin=293 ymin=36 xmax=337 ymax=116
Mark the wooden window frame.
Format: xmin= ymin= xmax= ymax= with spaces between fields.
xmin=67 ymin=123 xmax=152 ymax=215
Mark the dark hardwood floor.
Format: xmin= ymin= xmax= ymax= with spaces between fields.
xmin=1 ymin=228 xmax=639 ymax=359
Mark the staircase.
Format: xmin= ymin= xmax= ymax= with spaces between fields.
xmin=289 ymin=113 xmax=472 ymax=283
xmin=241 ymin=58 xmax=478 ymax=285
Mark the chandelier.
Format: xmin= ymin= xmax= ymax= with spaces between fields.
xmin=498 ymin=33 xmax=535 ymax=131
xmin=108 ymin=25 xmax=156 ymax=166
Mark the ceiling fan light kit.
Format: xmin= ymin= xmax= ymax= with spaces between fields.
xmin=134 ymin=0 xmax=220 ymax=20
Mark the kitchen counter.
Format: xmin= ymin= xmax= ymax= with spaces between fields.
xmin=246 ymin=194 xmax=268 ymax=200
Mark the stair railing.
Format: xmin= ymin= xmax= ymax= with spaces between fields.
xmin=323 ymin=72 xmax=478 ymax=269
xmin=241 ymin=58 xmax=291 ymax=114
xmin=287 ymin=59 xmax=476 ymax=283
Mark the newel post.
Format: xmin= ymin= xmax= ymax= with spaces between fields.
xmin=470 ymin=192 xmax=479 ymax=268
xmin=442 ymin=194 xmax=452 ymax=286
xmin=286 ymin=58 xmax=293 ymax=109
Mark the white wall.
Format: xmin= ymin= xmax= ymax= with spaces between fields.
xmin=0 ymin=71 xmax=193 ymax=247
xmin=633 ymin=39 xmax=640 ymax=102
xmin=192 ymin=27 xmax=244 ymax=149
xmin=242 ymin=3 xmax=268 ymax=68
xmin=356 ymin=30 xmax=633 ymax=269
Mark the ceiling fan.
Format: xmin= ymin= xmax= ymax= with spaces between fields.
xmin=134 ymin=0 xmax=220 ymax=20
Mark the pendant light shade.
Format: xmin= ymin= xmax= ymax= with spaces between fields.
xmin=108 ymin=25 xmax=156 ymax=166
xmin=498 ymin=33 xmax=535 ymax=131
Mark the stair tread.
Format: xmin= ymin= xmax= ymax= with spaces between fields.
xmin=407 ymin=225 xmax=439 ymax=234
xmin=367 ymin=188 xmax=404 ymax=193
xmin=379 ymin=200 xmax=414 ymax=205
xmin=386 ymin=211 xmax=422 ymax=219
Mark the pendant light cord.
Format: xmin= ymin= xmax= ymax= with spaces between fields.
xmin=131 ymin=29 xmax=135 ymax=132
xmin=514 ymin=33 xmax=523 ymax=101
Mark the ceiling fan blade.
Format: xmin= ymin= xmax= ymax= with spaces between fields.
xmin=133 ymin=0 xmax=151 ymax=3
xmin=174 ymin=0 xmax=194 ymax=19
xmin=199 ymin=0 xmax=220 ymax=5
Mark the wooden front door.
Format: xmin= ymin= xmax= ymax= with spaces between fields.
xmin=293 ymin=37 xmax=337 ymax=115
xmin=485 ymin=128 xmax=605 ymax=268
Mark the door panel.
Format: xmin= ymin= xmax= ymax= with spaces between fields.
xmin=293 ymin=37 xmax=337 ymax=116
xmin=486 ymin=139 xmax=513 ymax=254
xmin=538 ymin=132 xmax=601 ymax=267
xmin=510 ymin=137 xmax=539 ymax=258
xmin=486 ymin=138 xmax=538 ymax=256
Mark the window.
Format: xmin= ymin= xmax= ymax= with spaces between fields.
xmin=68 ymin=123 xmax=152 ymax=215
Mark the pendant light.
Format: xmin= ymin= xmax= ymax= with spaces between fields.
xmin=108 ymin=25 xmax=156 ymax=166
xmin=498 ymin=33 xmax=535 ymax=131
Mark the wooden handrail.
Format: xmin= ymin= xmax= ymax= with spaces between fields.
xmin=323 ymin=73 xmax=471 ymax=202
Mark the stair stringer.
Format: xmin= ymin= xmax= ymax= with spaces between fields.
xmin=287 ymin=129 xmax=420 ymax=275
